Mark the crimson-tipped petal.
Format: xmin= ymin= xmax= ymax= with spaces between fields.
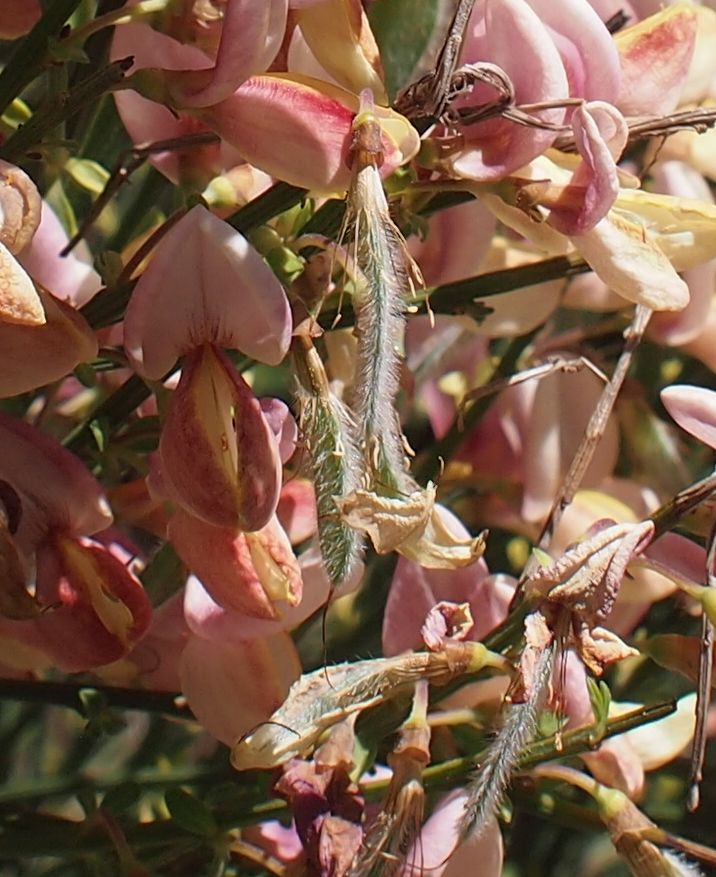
xmin=169 ymin=509 xmax=302 ymax=620
xmin=159 ymin=345 xmax=282 ymax=531
xmin=33 ymin=535 xmax=152 ymax=673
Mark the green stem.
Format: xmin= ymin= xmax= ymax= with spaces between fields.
xmin=228 ymin=182 xmax=308 ymax=236
xmin=0 ymin=59 xmax=132 ymax=163
xmin=0 ymin=678 xmax=191 ymax=718
xmin=318 ymin=255 xmax=589 ymax=330
xmin=417 ymin=699 xmax=676 ymax=791
xmin=0 ymin=0 xmax=83 ymax=117
xmin=0 ymin=699 xmax=675 ymax=859
xmin=141 ymin=542 xmax=187 ymax=607
xmin=61 ymin=0 xmax=170 ymax=48
xmin=62 ymin=374 xmax=152 ymax=454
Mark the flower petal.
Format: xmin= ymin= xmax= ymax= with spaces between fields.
xmin=0 ymin=284 xmax=98 ymax=397
xmin=548 ymin=101 xmax=627 ymax=235
xmin=124 ymin=205 xmax=291 ymax=379
xmin=164 ymin=0 xmax=288 ymax=108
xmin=296 ymin=0 xmax=387 ymax=103
xmin=169 ymin=509 xmax=301 ymax=620
xmin=0 ymin=413 xmax=112 ymax=548
xmin=179 ymin=631 xmax=301 ymax=745
xmin=34 ymin=535 xmax=152 ymax=673
xmin=159 ymin=345 xmax=282 ymax=530
xmin=193 ymin=74 xmax=419 ymax=193
xmin=661 ymin=384 xmax=716 ymax=449
xmin=449 ymin=0 xmax=569 ymax=181
xmin=572 ymin=213 xmax=689 ymax=312
xmin=615 ymin=5 xmax=697 ymax=115
xmin=0 ymin=242 xmax=44 ymax=326
xmin=402 ymin=790 xmax=503 ymax=877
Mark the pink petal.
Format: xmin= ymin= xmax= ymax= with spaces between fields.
xmin=18 ymin=202 xmax=101 ymax=307
xmin=661 ymin=384 xmax=716 ymax=449
xmin=526 ymin=0 xmax=621 ymax=101
xmin=260 ymin=398 xmax=298 ymax=464
xmin=159 ymin=346 xmax=282 ymax=531
xmin=402 ymin=790 xmax=503 ymax=877
xmin=548 ymin=101 xmax=627 ymax=235
xmin=521 ymin=367 xmax=620 ymax=523
xmin=406 ymin=316 xmax=488 ymax=440
xmin=179 ymin=631 xmax=301 ymax=745
xmin=0 ymin=413 xmax=112 ymax=549
xmin=112 ymin=23 xmax=242 ymax=184
xmin=169 ymin=510 xmax=302 ymax=620
xmin=124 ymin=205 xmax=291 ymax=378
xmin=644 ymin=532 xmax=706 ymax=586
xmin=648 ymin=161 xmax=715 ymax=346
xmin=383 ymin=508 xmax=507 ymax=656
xmin=450 ymin=0 xmax=569 ymax=180
xmin=0 ymin=284 xmax=98 ymax=397
xmin=164 ymin=0 xmax=288 ymax=108
xmin=182 ymin=545 xmax=332 ymax=641
xmin=408 ymin=201 xmax=496 ymax=287
xmin=33 ymin=535 xmax=152 ymax=673
xmin=0 ymin=0 xmax=41 ymax=38
xmin=193 ymin=74 xmax=419 ymax=193
xmin=276 ymin=478 xmax=318 ymax=545
xmin=615 ymin=5 xmax=698 ymax=115
xmin=108 ymin=590 xmax=187 ymax=691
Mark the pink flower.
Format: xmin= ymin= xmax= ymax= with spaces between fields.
xmin=401 ymin=790 xmax=503 ymax=877
xmin=116 ymin=2 xmax=418 ymax=193
xmin=614 ymin=5 xmax=698 ymax=115
xmin=382 ymin=508 xmax=513 ymax=656
xmin=124 ymin=206 xmax=290 ymax=530
xmin=179 ymin=631 xmax=301 ymax=746
xmin=0 ymin=413 xmax=152 ymax=671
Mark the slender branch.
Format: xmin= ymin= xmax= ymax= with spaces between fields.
xmin=535 ymin=305 xmax=652 ymax=555
xmin=0 ymin=678 xmax=192 ymax=718
xmin=688 ymin=517 xmax=716 ymax=811
xmin=650 ymin=468 xmax=716 ymax=538
xmin=0 ymin=58 xmax=133 ymax=163
xmin=0 ymin=0 xmax=83 ymax=117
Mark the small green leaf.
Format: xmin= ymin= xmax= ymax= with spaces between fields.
xmin=1 ymin=98 xmax=32 ymax=131
xmin=586 ymin=677 xmax=612 ymax=742
xmin=368 ymin=0 xmax=440 ymax=99
xmin=88 ymin=419 xmax=107 ymax=452
xmin=65 ymin=157 xmax=110 ymax=195
xmin=95 ymin=250 xmax=124 ymax=286
xmin=165 ymin=788 xmax=218 ymax=838
xmin=265 ymin=246 xmax=305 ymax=285
xmin=74 ymin=362 xmax=97 ymax=388
xmin=532 ymin=547 xmax=553 ymax=568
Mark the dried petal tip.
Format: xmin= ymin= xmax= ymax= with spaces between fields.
xmin=337 ymin=486 xmax=486 ymax=570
